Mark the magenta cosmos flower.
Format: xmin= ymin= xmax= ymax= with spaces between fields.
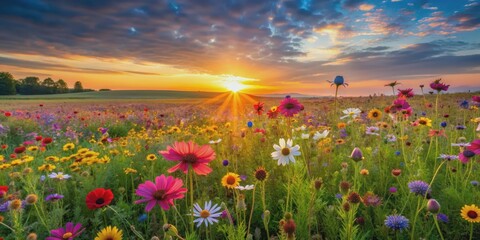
xmin=468 ymin=139 xmax=480 ymax=155
xmin=430 ymin=79 xmax=449 ymax=92
xmin=46 ymin=222 xmax=84 ymax=240
xmin=160 ymin=141 xmax=216 ymax=175
xmin=278 ymin=96 xmax=303 ymax=117
xmin=135 ymin=174 xmax=187 ymax=212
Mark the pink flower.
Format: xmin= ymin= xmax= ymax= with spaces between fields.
xmin=397 ymin=88 xmax=414 ymax=98
xmin=430 ymin=79 xmax=449 ymax=92
xmin=46 ymin=222 xmax=84 ymax=240
xmin=278 ymin=96 xmax=303 ymax=117
xmin=160 ymin=141 xmax=216 ymax=175
xmin=472 ymin=96 xmax=480 ymax=103
xmin=467 ymin=139 xmax=480 ymax=155
xmin=135 ymin=174 xmax=187 ymax=212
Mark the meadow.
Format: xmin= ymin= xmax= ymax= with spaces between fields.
xmin=0 ymin=86 xmax=479 ymax=240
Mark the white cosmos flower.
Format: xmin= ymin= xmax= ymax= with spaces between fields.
xmin=235 ymin=185 xmax=255 ymax=191
xmin=271 ymin=138 xmax=301 ymax=166
xmin=313 ymin=130 xmax=329 ymax=141
xmin=301 ymin=133 xmax=310 ymax=139
xmin=193 ymin=201 xmax=222 ymax=228
xmin=340 ymin=108 xmax=361 ymax=119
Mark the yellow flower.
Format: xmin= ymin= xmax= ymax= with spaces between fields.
xmin=337 ymin=122 xmax=347 ymax=129
xmin=94 ymin=226 xmax=123 ymax=240
xmin=368 ymin=109 xmax=382 ymax=121
xmin=45 ymin=156 xmax=59 ymax=162
xmin=38 ymin=164 xmax=56 ymax=172
xmin=0 ymin=164 xmax=12 ymax=170
xmin=27 ymin=146 xmax=39 ymax=152
xmin=360 ymin=169 xmax=369 ymax=175
xmin=0 ymin=155 xmax=4 ymax=161
xmin=146 ymin=154 xmax=157 ymax=161
xmin=124 ymin=168 xmax=137 ymax=174
xmin=221 ymin=172 xmax=241 ymax=189
xmin=461 ymin=204 xmax=480 ymax=223
xmin=417 ymin=117 xmax=432 ymax=127
xmin=63 ymin=143 xmax=75 ymax=151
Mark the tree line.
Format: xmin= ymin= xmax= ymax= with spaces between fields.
xmin=0 ymin=72 xmax=94 ymax=95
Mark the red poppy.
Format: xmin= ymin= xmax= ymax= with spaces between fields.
xmin=42 ymin=137 xmax=53 ymax=145
xmin=253 ymin=102 xmax=264 ymax=115
xmin=39 ymin=104 xmax=43 ymax=107
xmin=4 ymin=112 xmax=11 ymax=117
xmin=1 ymin=144 xmax=7 ymax=149
xmin=35 ymin=136 xmax=43 ymax=141
xmin=9 ymin=154 xmax=16 ymax=159
xmin=14 ymin=146 xmax=26 ymax=154
xmin=0 ymin=186 xmax=8 ymax=198
xmin=85 ymin=188 xmax=114 ymax=210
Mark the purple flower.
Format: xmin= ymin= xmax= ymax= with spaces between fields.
xmin=46 ymin=222 xmax=84 ymax=240
xmin=459 ymin=150 xmax=475 ymax=164
xmin=430 ymin=79 xmax=449 ymax=92
xmin=408 ymin=180 xmax=430 ymax=196
xmin=45 ymin=194 xmax=64 ymax=202
xmin=389 ymin=187 xmax=397 ymax=194
xmin=436 ymin=213 xmax=449 ymax=223
xmin=471 ymin=181 xmax=479 ymax=186
xmin=385 ymin=214 xmax=409 ymax=231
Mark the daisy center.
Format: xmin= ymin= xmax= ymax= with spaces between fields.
xmin=153 ymin=190 xmax=166 ymax=200
xmin=467 ymin=210 xmax=478 ymax=219
xmin=200 ymin=209 xmax=210 ymax=218
xmin=62 ymin=232 xmax=73 ymax=239
xmin=372 ymin=112 xmax=378 ymax=117
xmin=226 ymin=176 xmax=237 ymax=185
xmin=183 ymin=153 xmax=198 ymax=163
xmin=95 ymin=198 xmax=105 ymax=205
xmin=419 ymin=120 xmax=426 ymax=125
xmin=285 ymin=103 xmax=295 ymax=109
xmin=281 ymin=148 xmax=290 ymax=156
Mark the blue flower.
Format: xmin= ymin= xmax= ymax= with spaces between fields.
xmin=440 ymin=121 xmax=447 ymax=128
xmin=138 ymin=213 xmax=147 ymax=222
xmin=436 ymin=213 xmax=449 ymax=223
xmin=395 ymin=151 xmax=401 ymax=156
xmin=247 ymin=121 xmax=253 ymax=128
xmin=408 ymin=180 xmax=431 ymax=196
xmin=385 ymin=214 xmax=409 ymax=231
xmin=460 ymin=100 xmax=469 ymax=109
xmin=222 ymin=159 xmax=229 ymax=166
xmin=471 ymin=181 xmax=479 ymax=187
xmin=335 ymin=193 xmax=343 ymax=199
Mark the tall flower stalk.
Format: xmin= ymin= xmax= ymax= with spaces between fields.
xmin=328 ymin=76 xmax=348 ymax=114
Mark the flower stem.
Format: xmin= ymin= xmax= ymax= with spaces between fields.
xmin=433 ymin=215 xmax=445 ymax=240
xmin=470 ymin=222 xmax=473 ymax=240
xmin=247 ymin=184 xmax=256 ymax=235
xmin=189 ymin=169 xmax=195 ymax=233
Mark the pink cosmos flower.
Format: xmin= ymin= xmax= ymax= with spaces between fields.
xmin=160 ymin=141 xmax=216 ymax=175
xmin=278 ymin=96 xmax=303 ymax=117
xmin=430 ymin=79 xmax=449 ymax=92
xmin=135 ymin=174 xmax=187 ymax=212
xmin=46 ymin=222 xmax=84 ymax=240
xmin=467 ymin=139 xmax=480 ymax=155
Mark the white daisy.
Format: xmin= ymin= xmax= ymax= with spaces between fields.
xmin=235 ymin=185 xmax=255 ymax=191
xmin=271 ymin=138 xmax=301 ymax=166
xmin=301 ymin=133 xmax=310 ymax=139
xmin=340 ymin=108 xmax=361 ymax=119
xmin=313 ymin=130 xmax=329 ymax=141
xmin=48 ymin=172 xmax=71 ymax=180
xmin=193 ymin=201 xmax=222 ymax=228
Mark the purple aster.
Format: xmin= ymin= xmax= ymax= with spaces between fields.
xmin=389 ymin=187 xmax=397 ymax=194
xmin=45 ymin=194 xmax=64 ymax=202
xmin=408 ymin=180 xmax=431 ymax=196
xmin=438 ymin=154 xmax=458 ymax=161
xmin=385 ymin=214 xmax=409 ymax=231
xmin=471 ymin=181 xmax=479 ymax=187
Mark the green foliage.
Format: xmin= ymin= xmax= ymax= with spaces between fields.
xmin=0 ymin=72 xmax=16 ymax=95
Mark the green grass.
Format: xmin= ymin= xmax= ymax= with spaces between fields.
xmin=0 ymin=90 xmax=224 ymax=100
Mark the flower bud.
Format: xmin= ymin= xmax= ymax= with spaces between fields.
xmin=427 ymin=199 xmax=441 ymax=214
xmin=350 ymin=147 xmax=364 ymax=162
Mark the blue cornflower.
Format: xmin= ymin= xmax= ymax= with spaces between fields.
xmin=440 ymin=121 xmax=447 ymax=128
xmin=395 ymin=151 xmax=401 ymax=156
xmin=335 ymin=193 xmax=343 ymax=199
xmin=138 ymin=213 xmax=147 ymax=222
xmin=460 ymin=100 xmax=469 ymax=109
xmin=222 ymin=159 xmax=229 ymax=166
xmin=385 ymin=214 xmax=409 ymax=231
xmin=436 ymin=213 xmax=449 ymax=223
xmin=247 ymin=121 xmax=253 ymax=128
xmin=471 ymin=181 xmax=479 ymax=187
xmin=408 ymin=180 xmax=431 ymax=196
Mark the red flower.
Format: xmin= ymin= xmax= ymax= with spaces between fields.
xmin=1 ymin=144 xmax=7 ymax=149
xmin=42 ymin=137 xmax=53 ymax=145
xmin=0 ymin=186 xmax=8 ymax=198
xmin=253 ymin=102 xmax=264 ymax=115
xmin=85 ymin=188 xmax=114 ymax=210
xmin=35 ymin=136 xmax=43 ymax=141
xmin=14 ymin=146 xmax=26 ymax=154
xmin=4 ymin=112 xmax=11 ymax=117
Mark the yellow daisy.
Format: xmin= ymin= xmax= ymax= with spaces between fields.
xmin=461 ymin=204 xmax=480 ymax=223
xmin=146 ymin=154 xmax=157 ymax=161
xmin=94 ymin=226 xmax=123 ymax=240
xmin=63 ymin=143 xmax=75 ymax=151
xmin=367 ymin=109 xmax=382 ymax=121
xmin=417 ymin=117 xmax=432 ymax=127
xmin=221 ymin=172 xmax=241 ymax=189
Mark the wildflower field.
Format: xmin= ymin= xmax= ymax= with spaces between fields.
xmin=0 ymin=85 xmax=479 ymax=240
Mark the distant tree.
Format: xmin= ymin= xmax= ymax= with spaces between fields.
xmin=99 ymin=89 xmax=111 ymax=91
xmin=41 ymin=77 xmax=57 ymax=94
xmin=73 ymin=81 xmax=84 ymax=92
xmin=56 ymin=79 xmax=68 ymax=93
xmin=19 ymin=76 xmax=41 ymax=95
xmin=0 ymin=72 xmax=16 ymax=95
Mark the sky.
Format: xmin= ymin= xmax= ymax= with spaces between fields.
xmin=0 ymin=0 xmax=479 ymax=96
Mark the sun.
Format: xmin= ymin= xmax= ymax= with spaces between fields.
xmin=224 ymin=77 xmax=247 ymax=92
